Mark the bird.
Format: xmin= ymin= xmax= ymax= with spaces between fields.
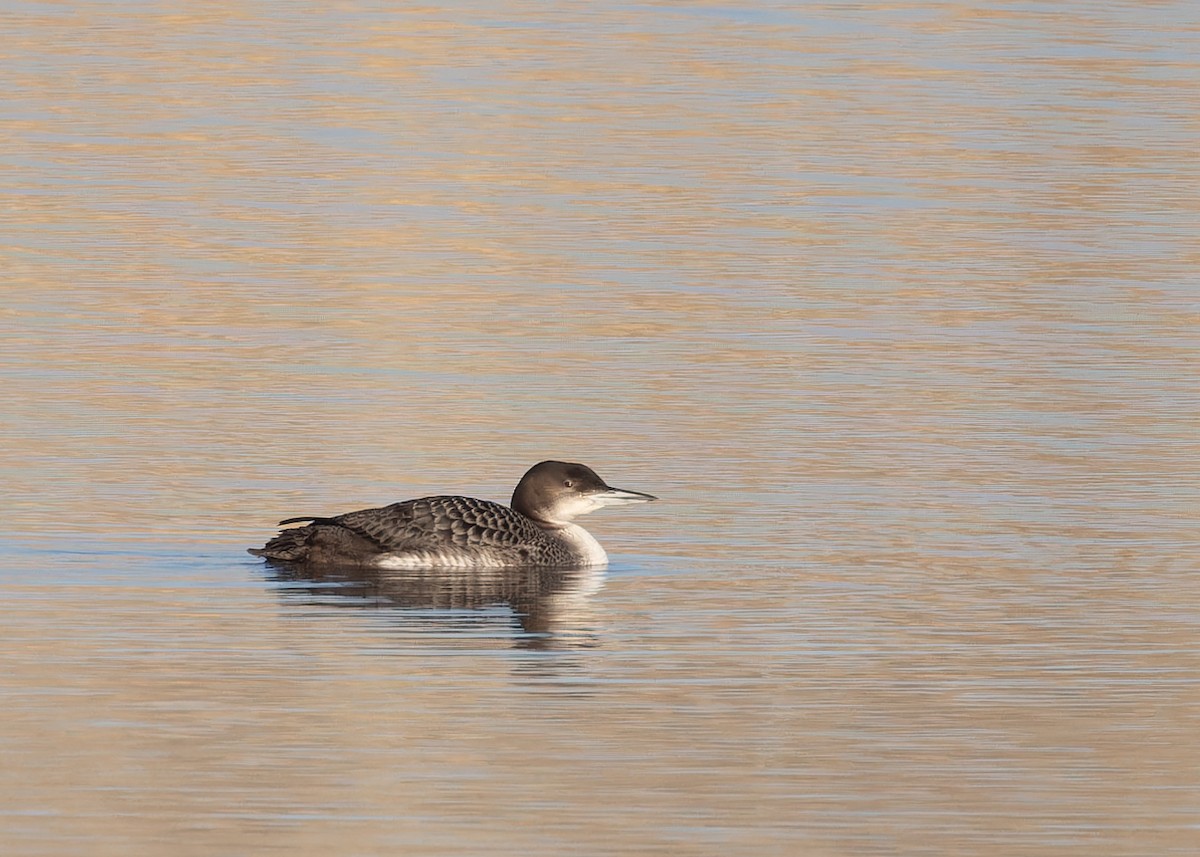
xmin=248 ymin=460 xmax=656 ymax=569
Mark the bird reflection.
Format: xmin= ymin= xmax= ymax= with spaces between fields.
xmin=264 ymin=562 xmax=605 ymax=651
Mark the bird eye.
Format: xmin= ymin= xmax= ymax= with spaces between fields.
xmin=564 ymin=480 xmax=574 ymax=488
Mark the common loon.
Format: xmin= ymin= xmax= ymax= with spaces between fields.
xmin=249 ymin=460 xmax=656 ymax=569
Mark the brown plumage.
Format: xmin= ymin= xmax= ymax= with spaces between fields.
xmin=249 ymin=461 xmax=657 ymax=569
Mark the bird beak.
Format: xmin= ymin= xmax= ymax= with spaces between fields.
xmin=592 ymin=486 xmax=658 ymax=507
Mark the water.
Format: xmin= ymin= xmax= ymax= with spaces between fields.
xmin=3 ymin=2 xmax=1198 ymax=854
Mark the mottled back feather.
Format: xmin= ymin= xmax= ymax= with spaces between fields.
xmin=251 ymin=496 xmax=576 ymax=567
xmin=331 ymin=496 xmax=554 ymax=553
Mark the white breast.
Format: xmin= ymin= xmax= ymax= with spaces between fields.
xmin=555 ymin=524 xmax=608 ymax=566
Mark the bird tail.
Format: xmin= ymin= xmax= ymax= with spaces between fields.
xmin=248 ymin=524 xmax=317 ymax=561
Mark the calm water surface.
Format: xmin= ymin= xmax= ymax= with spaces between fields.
xmin=3 ymin=2 xmax=1198 ymax=855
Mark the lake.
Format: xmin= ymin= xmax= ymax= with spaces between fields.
xmin=2 ymin=2 xmax=1198 ymax=855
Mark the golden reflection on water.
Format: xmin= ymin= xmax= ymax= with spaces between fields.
xmin=2 ymin=2 xmax=1198 ymax=855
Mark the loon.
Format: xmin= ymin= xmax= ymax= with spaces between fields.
xmin=248 ymin=460 xmax=656 ymax=569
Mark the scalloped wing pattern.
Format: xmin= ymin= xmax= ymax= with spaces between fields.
xmin=330 ymin=495 xmax=570 ymax=563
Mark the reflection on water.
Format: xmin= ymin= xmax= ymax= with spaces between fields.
xmin=266 ymin=562 xmax=605 ymax=651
